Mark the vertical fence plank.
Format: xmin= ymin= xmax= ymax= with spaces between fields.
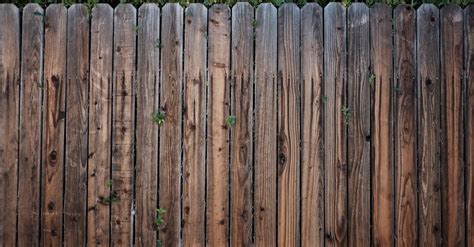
xmin=42 ymin=4 xmax=66 ymax=246
xmin=0 ymin=4 xmax=19 ymax=246
xmin=370 ymin=4 xmax=393 ymax=247
xmin=254 ymin=3 xmax=277 ymax=247
xmin=393 ymin=5 xmax=417 ymax=247
xmin=135 ymin=3 xmax=159 ymax=246
xmin=324 ymin=3 xmax=347 ymax=246
xmin=182 ymin=4 xmax=207 ymax=247
xmin=207 ymin=5 xmax=231 ymax=246
xmin=440 ymin=5 xmax=465 ymax=247
xmin=112 ymin=4 xmax=136 ymax=246
xmin=230 ymin=3 xmax=254 ymax=246
xmin=88 ymin=4 xmax=113 ymax=246
xmin=18 ymin=4 xmax=43 ymax=246
xmin=465 ymin=5 xmax=474 ymax=247
xmin=277 ymin=4 xmax=300 ymax=246
xmin=300 ymin=3 xmax=324 ymax=247
xmin=159 ymin=4 xmax=183 ymax=246
xmin=347 ymin=4 xmax=370 ymax=246
xmin=417 ymin=4 xmax=441 ymax=246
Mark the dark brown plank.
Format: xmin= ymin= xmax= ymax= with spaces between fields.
xmin=254 ymin=3 xmax=277 ymax=247
xmin=18 ymin=4 xmax=43 ymax=246
xmin=42 ymin=4 xmax=66 ymax=246
xmin=300 ymin=3 xmax=324 ymax=247
xmin=324 ymin=3 xmax=347 ymax=246
xmin=182 ymin=3 xmax=207 ymax=247
xmin=207 ymin=4 xmax=231 ymax=246
xmin=440 ymin=5 xmax=465 ymax=247
xmin=230 ymin=2 xmax=254 ymax=246
xmin=111 ymin=4 xmax=136 ymax=246
xmin=277 ymin=3 xmax=300 ymax=246
xmin=88 ymin=4 xmax=113 ymax=246
xmin=135 ymin=3 xmax=159 ymax=247
xmin=370 ymin=3 xmax=393 ymax=247
xmin=0 ymin=4 xmax=19 ymax=246
xmin=159 ymin=4 xmax=183 ymax=246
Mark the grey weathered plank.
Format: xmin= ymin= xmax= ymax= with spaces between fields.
xmin=0 ymin=4 xmax=19 ymax=246
xmin=88 ymin=4 xmax=113 ymax=246
xmin=159 ymin=4 xmax=183 ymax=246
xmin=42 ymin=4 xmax=67 ymax=246
xmin=18 ymin=4 xmax=43 ymax=246
xmin=277 ymin=3 xmax=300 ymax=246
xmin=300 ymin=3 xmax=324 ymax=247
xmin=135 ymin=3 xmax=159 ymax=247
xmin=230 ymin=2 xmax=254 ymax=246
xmin=207 ymin=4 xmax=231 ymax=246
xmin=254 ymin=3 xmax=277 ymax=247
xmin=370 ymin=3 xmax=393 ymax=247
xmin=182 ymin=4 xmax=207 ymax=247
xmin=324 ymin=3 xmax=347 ymax=246
xmin=111 ymin=4 xmax=136 ymax=246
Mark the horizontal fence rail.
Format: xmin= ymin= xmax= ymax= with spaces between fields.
xmin=0 ymin=2 xmax=473 ymax=246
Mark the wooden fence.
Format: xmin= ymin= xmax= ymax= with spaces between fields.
xmin=0 ymin=2 xmax=473 ymax=246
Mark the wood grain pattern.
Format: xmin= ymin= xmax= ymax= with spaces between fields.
xmin=230 ymin=3 xmax=254 ymax=246
xmin=254 ymin=3 xmax=277 ymax=247
xmin=159 ymin=4 xmax=183 ymax=246
xmin=18 ymin=4 xmax=43 ymax=246
xmin=182 ymin=4 xmax=207 ymax=247
xmin=111 ymin=4 xmax=136 ymax=246
xmin=324 ymin=3 xmax=347 ymax=246
xmin=88 ymin=4 xmax=113 ymax=246
xmin=370 ymin=4 xmax=393 ymax=247
xmin=440 ymin=5 xmax=464 ymax=247
xmin=135 ymin=3 xmax=159 ymax=247
xmin=393 ymin=5 xmax=417 ymax=247
xmin=300 ymin=3 xmax=324 ymax=247
xmin=277 ymin=4 xmax=300 ymax=246
xmin=42 ymin=4 xmax=66 ymax=246
xmin=207 ymin=5 xmax=231 ymax=246
xmin=0 ymin=4 xmax=19 ymax=246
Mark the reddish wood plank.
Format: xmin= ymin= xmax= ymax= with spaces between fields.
xmin=324 ymin=3 xmax=347 ymax=246
xmin=159 ymin=4 xmax=183 ymax=246
xmin=254 ymin=3 xmax=277 ymax=247
xmin=0 ymin=4 xmax=19 ymax=246
xmin=18 ymin=4 xmax=44 ymax=246
xmin=88 ymin=4 xmax=113 ymax=246
xmin=207 ymin=5 xmax=231 ymax=246
xmin=42 ymin=4 xmax=66 ymax=246
xmin=135 ymin=3 xmax=159 ymax=247
xmin=300 ymin=3 xmax=324 ymax=247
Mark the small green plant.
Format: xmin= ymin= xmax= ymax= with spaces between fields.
xmin=342 ymin=0 xmax=351 ymax=7
xmin=85 ymin=0 xmax=98 ymax=18
xmin=106 ymin=179 xmax=113 ymax=189
xmin=252 ymin=20 xmax=258 ymax=29
xmin=394 ymin=85 xmax=401 ymax=91
xmin=99 ymin=193 xmax=119 ymax=205
xmin=368 ymin=73 xmax=375 ymax=88
xmin=133 ymin=25 xmax=140 ymax=33
xmin=321 ymin=95 xmax=328 ymax=104
xmin=37 ymin=80 xmax=44 ymax=89
xmin=271 ymin=0 xmax=285 ymax=7
xmin=62 ymin=0 xmax=74 ymax=7
xmin=155 ymin=208 xmax=166 ymax=247
xmin=226 ymin=115 xmax=236 ymax=127
xmin=341 ymin=106 xmax=351 ymax=125
xmin=154 ymin=39 xmax=161 ymax=49
xmin=152 ymin=110 xmax=166 ymax=126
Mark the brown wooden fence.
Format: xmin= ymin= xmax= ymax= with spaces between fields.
xmin=0 ymin=2 xmax=473 ymax=246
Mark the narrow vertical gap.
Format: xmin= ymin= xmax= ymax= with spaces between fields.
xmin=414 ymin=9 xmax=420 ymax=247
xmin=275 ymin=6 xmax=280 ymax=245
xmin=157 ymin=5 xmax=163 ymax=244
xmin=16 ymin=7 xmax=24 ymax=246
xmin=251 ymin=6 xmax=256 ymax=245
xmin=437 ymin=9 xmax=443 ymax=244
xmin=179 ymin=5 xmax=186 ymax=245
xmin=368 ymin=6 xmax=373 ymax=247
xmin=297 ymin=8 xmax=303 ymax=247
xmin=85 ymin=5 xmax=93 ymax=245
xmin=227 ymin=6 xmax=233 ymax=247
xmin=108 ymin=8 xmax=115 ymax=246
xmin=204 ymin=6 xmax=210 ymax=245
xmin=321 ymin=5 xmax=326 ymax=247
xmin=131 ymin=6 xmax=138 ymax=246
xmin=462 ymin=8 xmax=468 ymax=247
xmin=389 ymin=6 xmax=396 ymax=247
xmin=344 ymin=5 xmax=350 ymax=246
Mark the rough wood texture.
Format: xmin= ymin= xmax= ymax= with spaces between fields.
xmin=182 ymin=4 xmax=207 ymax=247
xmin=0 ymin=4 xmax=19 ymax=246
xmin=254 ymin=3 xmax=277 ymax=247
xmin=159 ymin=4 xmax=183 ymax=246
xmin=324 ymin=3 xmax=347 ymax=246
xmin=135 ymin=3 xmax=159 ymax=247
xmin=230 ymin=3 xmax=254 ymax=246
xmin=370 ymin=4 xmax=393 ymax=247
xmin=111 ymin=4 xmax=136 ymax=246
xmin=440 ymin=5 xmax=465 ymax=247
xmin=88 ymin=4 xmax=113 ymax=246
xmin=277 ymin=4 xmax=300 ymax=246
xmin=207 ymin=5 xmax=231 ymax=246
xmin=417 ymin=4 xmax=441 ymax=246
xmin=42 ymin=4 xmax=66 ymax=246
xmin=18 ymin=4 xmax=43 ymax=246
xmin=393 ymin=5 xmax=417 ymax=247
xmin=64 ymin=4 xmax=89 ymax=246
xmin=300 ymin=3 xmax=324 ymax=247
